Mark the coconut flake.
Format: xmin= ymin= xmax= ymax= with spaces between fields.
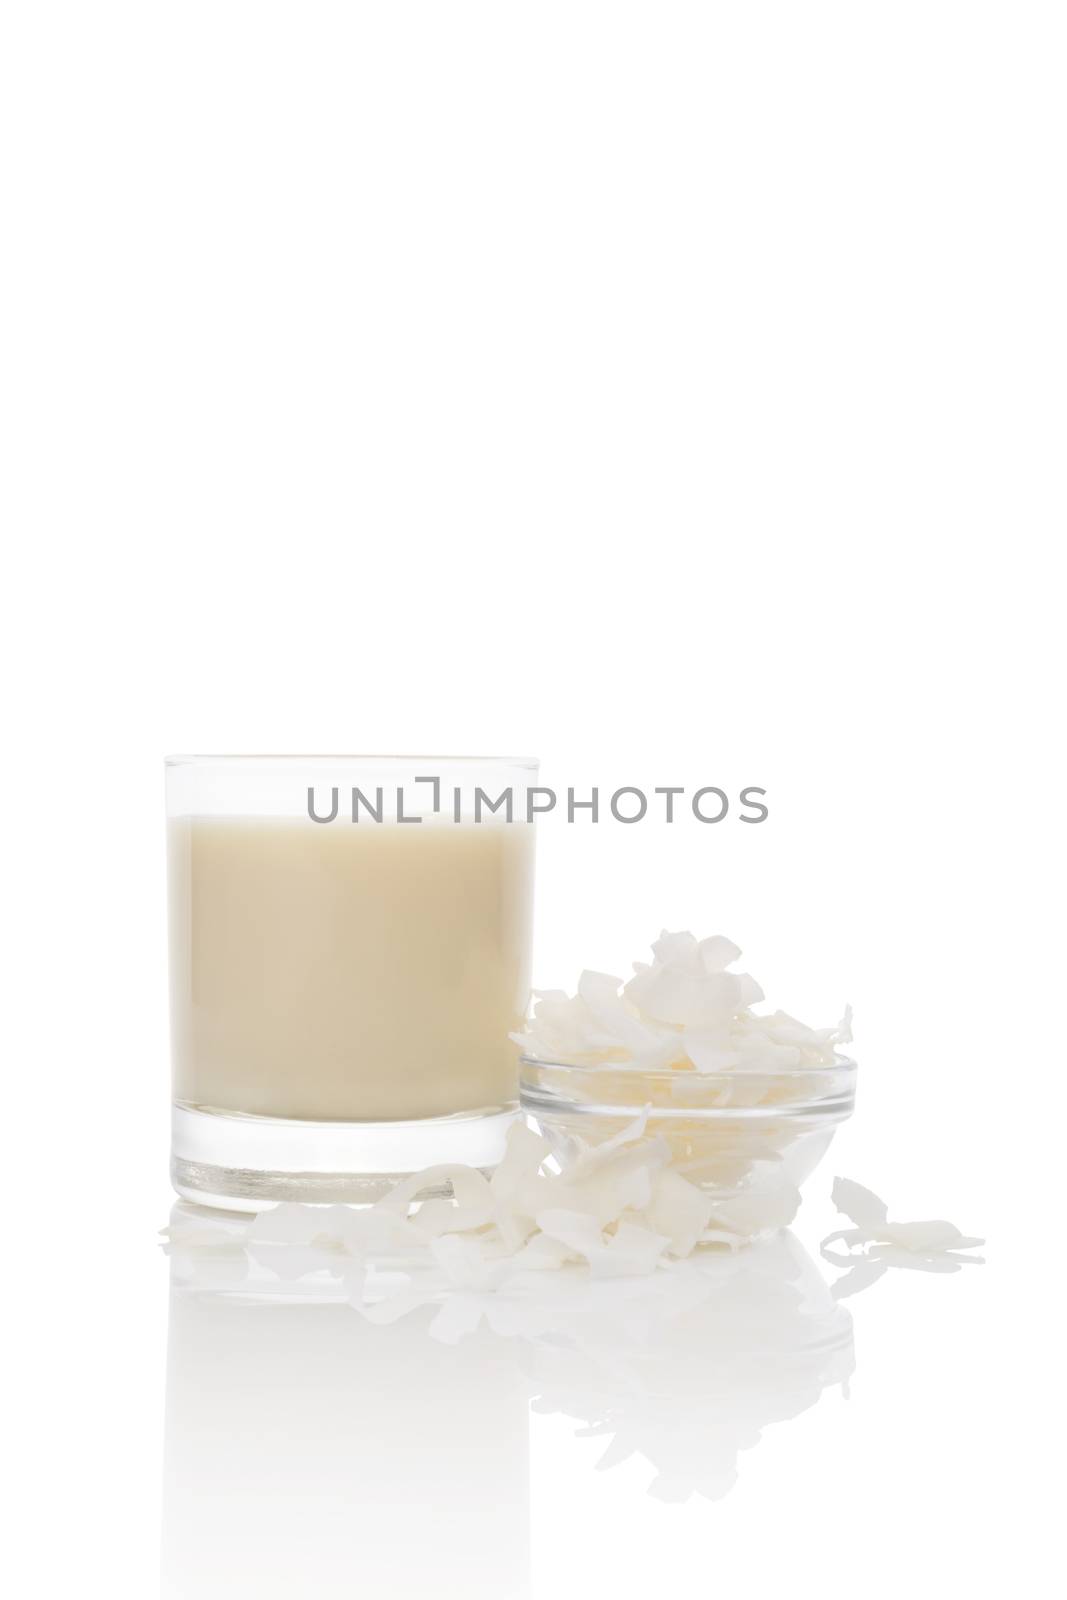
xmin=682 ymin=1029 xmax=741 ymax=1073
xmin=491 ymin=1120 xmax=551 ymax=1197
xmin=652 ymin=929 xmax=700 ymax=965
xmin=510 ymin=1232 xmax=580 ymax=1271
xmin=577 ymin=970 xmax=666 ymax=1054
xmin=534 ymin=1210 xmax=670 ymax=1278
xmin=822 ymin=1176 xmax=984 ymax=1276
xmin=698 ymin=934 xmax=743 ymax=972
xmin=563 ymin=1107 xmax=652 ymax=1179
xmin=830 ymin=1177 xmax=888 ymax=1233
xmin=375 ymin=1165 xmax=484 ymax=1216
xmin=429 ymin=1233 xmax=506 ymax=1291
xmin=647 ymin=1168 xmax=716 ymax=1258
xmin=247 ymin=1202 xmax=343 ymax=1246
xmin=409 ymin=1167 xmax=495 ymax=1237
xmin=711 ymin=1183 xmax=802 ymax=1238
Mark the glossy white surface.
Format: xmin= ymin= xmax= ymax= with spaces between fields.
xmin=4 ymin=4 xmax=1063 ymax=1597
xmin=9 ymin=1141 xmax=1054 ymax=1600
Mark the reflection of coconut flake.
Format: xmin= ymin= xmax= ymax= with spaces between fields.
xmin=512 ymin=1234 xmax=855 ymax=1502
xmin=165 ymin=1214 xmax=856 ymax=1507
xmin=512 ymin=929 xmax=849 ymax=1075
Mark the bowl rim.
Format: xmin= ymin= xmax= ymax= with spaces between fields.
xmin=519 ymin=1052 xmax=857 ymax=1121
xmin=519 ymin=1051 xmax=857 ymax=1081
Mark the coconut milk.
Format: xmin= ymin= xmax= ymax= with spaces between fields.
xmin=168 ymin=817 xmax=534 ymax=1122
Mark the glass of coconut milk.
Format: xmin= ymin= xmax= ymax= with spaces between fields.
xmin=166 ymin=755 xmax=537 ymax=1208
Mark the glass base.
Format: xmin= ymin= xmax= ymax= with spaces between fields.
xmin=171 ymin=1102 xmax=520 ymax=1211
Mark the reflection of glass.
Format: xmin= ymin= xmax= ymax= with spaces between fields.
xmin=161 ymin=1207 xmax=532 ymax=1599
xmin=163 ymin=1205 xmax=855 ymax=1568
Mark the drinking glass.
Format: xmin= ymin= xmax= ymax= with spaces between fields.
xmin=167 ymin=754 xmax=537 ymax=1207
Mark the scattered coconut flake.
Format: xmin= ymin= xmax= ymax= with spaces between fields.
xmin=821 ymin=1176 xmax=984 ymax=1283
xmin=647 ymin=1167 xmax=716 ymax=1258
xmin=246 ymin=1202 xmax=342 ymax=1246
xmin=162 ymin=1112 xmax=763 ymax=1297
xmin=534 ymin=1210 xmax=671 ymax=1278
xmin=707 ymin=1180 xmax=802 ymax=1239
xmin=428 ymin=1232 xmax=508 ymax=1291
xmin=510 ymin=1231 xmax=578 ymax=1272
xmin=410 ymin=1167 xmax=495 ymax=1238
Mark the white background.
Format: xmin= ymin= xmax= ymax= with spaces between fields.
xmin=2 ymin=4 xmax=1063 ymax=1597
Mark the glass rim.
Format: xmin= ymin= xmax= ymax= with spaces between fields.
xmin=165 ymin=752 xmax=540 ymax=769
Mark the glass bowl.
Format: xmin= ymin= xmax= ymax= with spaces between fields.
xmin=520 ymin=1053 xmax=857 ymax=1232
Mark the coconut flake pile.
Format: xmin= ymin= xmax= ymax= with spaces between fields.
xmin=513 ymin=929 xmax=852 ymax=1074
